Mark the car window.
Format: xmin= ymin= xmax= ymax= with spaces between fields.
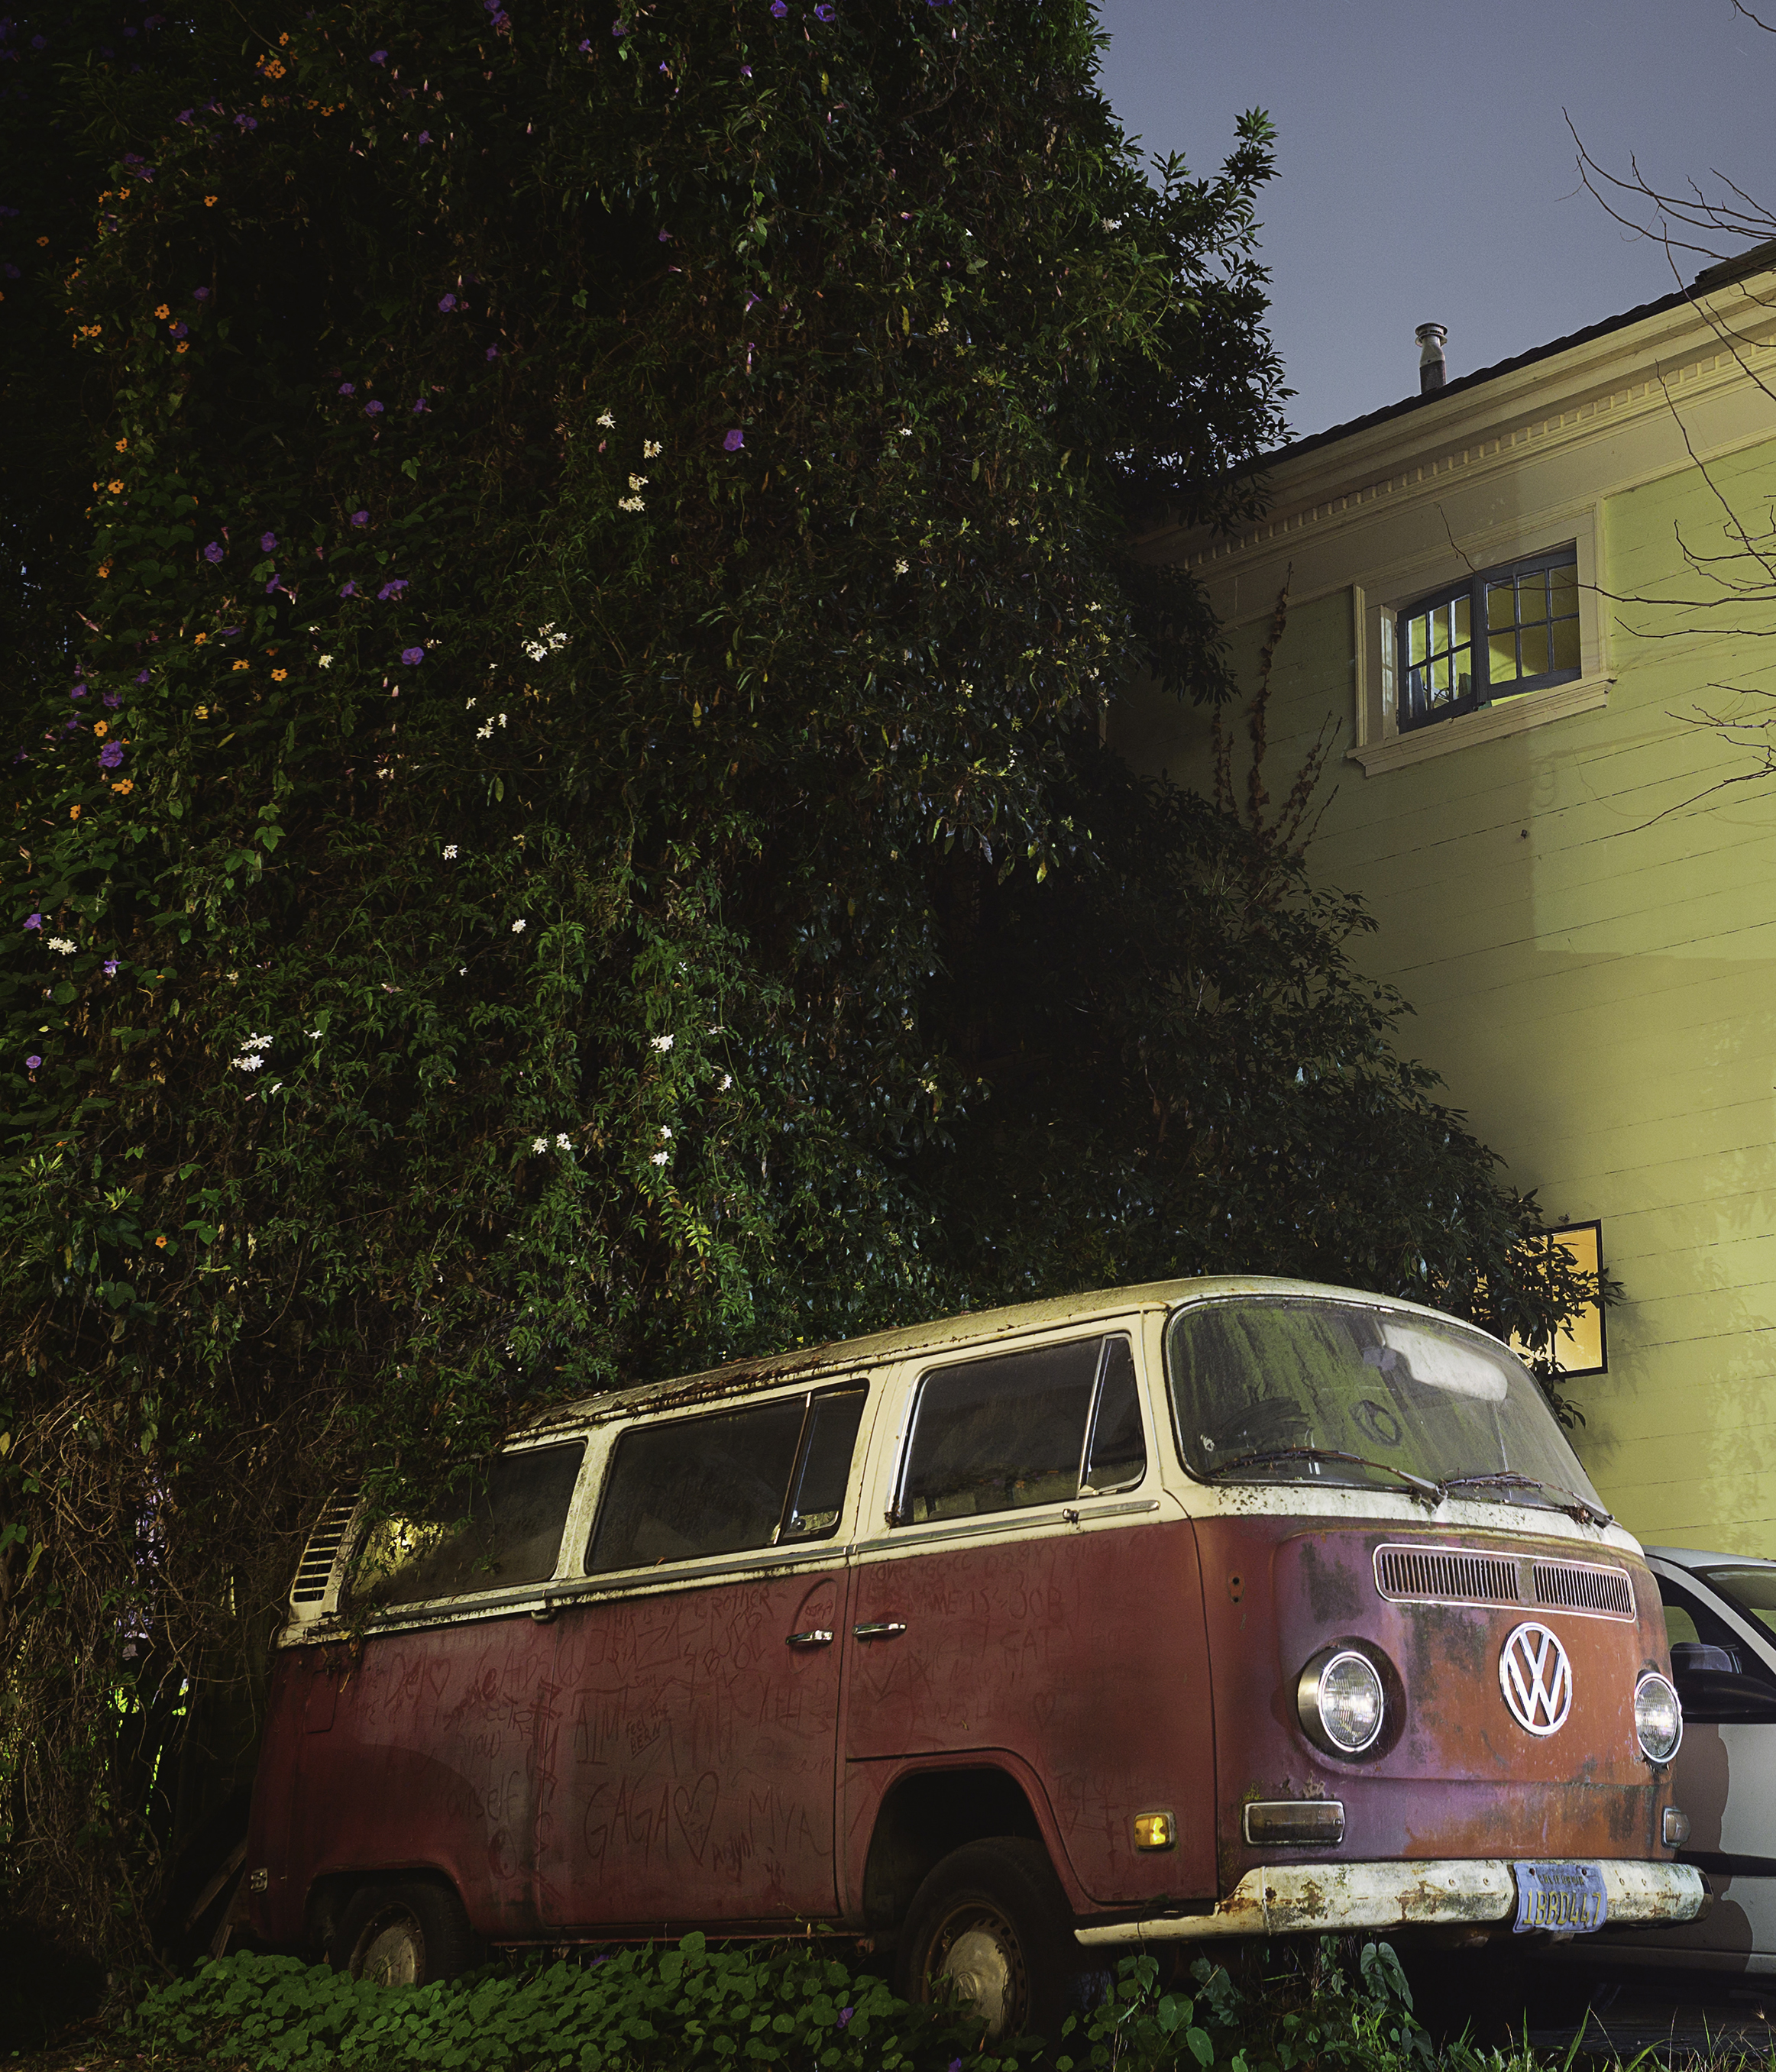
xmin=588 ymin=1387 xmax=866 ymax=1573
xmin=352 ymin=1443 xmax=586 ymax=1608
xmin=896 ymin=1335 xmax=1143 ymax=1525
xmin=1697 ymin=1566 xmax=1776 ymax=1640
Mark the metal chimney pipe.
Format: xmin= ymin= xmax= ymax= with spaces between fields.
xmin=1417 ymin=322 xmax=1448 ymax=394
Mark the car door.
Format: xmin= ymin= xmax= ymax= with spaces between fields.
xmin=840 ymin=1327 xmax=1216 ymax=1910
xmin=535 ymin=1382 xmax=870 ymax=1931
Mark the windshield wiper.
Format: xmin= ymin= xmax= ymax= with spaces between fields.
xmin=1441 ymin=1471 xmax=1613 ymax=1528
xmin=1203 ymin=1446 xmax=1446 ymax=1508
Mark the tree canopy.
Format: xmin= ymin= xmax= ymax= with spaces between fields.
xmin=1 ymin=0 xmax=1598 ymax=1962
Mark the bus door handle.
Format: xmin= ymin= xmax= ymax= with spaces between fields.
xmin=786 ymin=1628 xmax=834 ymax=1648
xmin=852 ymin=1621 xmax=907 ymax=1641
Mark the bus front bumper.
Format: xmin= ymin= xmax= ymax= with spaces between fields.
xmin=1073 ymin=1859 xmax=1708 ymax=1944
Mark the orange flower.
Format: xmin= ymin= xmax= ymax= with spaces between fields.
xmin=36 ymin=235 xmax=48 ymax=247
xmin=112 ymin=779 xmax=134 ymax=795
xmin=70 ymin=803 xmax=81 ymax=819
xmin=194 ymin=633 xmax=209 ymax=645
xmin=93 ymin=720 xmax=109 ymax=738
xmin=154 ymin=1235 xmax=168 ymax=1248
xmin=271 ymin=668 xmax=289 ymax=681
xmin=232 ymin=659 xmax=250 ymax=671
xmin=176 ymin=342 xmax=189 ymax=354
xmin=107 ymin=479 xmax=124 ymax=493
xmin=154 ymin=302 xmax=170 ymax=318
xmin=115 ymin=438 xmax=128 ymax=452
xmin=204 ymin=195 xmax=218 ymax=207
xmin=97 ymin=563 xmax=111 ymax=577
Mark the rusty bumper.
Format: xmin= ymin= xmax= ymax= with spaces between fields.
xmin=1073 ymin=1860 xmax=1707 ymax=1944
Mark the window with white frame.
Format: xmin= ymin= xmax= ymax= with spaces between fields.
xmin=1397 ymin=545 xmax=1581 ymax=732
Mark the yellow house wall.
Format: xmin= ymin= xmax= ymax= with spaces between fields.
xmin=1115 ymin=430 xmax=1776 ymax=1556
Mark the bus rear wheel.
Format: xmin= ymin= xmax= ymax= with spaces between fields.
xmin=335 ymin=1880 xmax=476 ymax=1986
xmin=896 ymin=1838 xmax=1075 ymax=2046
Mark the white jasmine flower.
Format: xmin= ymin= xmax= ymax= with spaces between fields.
xmin=555 ymin=1132 xmax=571 ymax=1149
xmin=894 ymin=558 xmax=909 ymax=576
xmin=498 ymin=712 xmax=508 ymax=728
xmin=305 ymin=1027 xmax=323 ymax=1038
xmin=597 ymin=410 xmax=616 ymax=428
xmin=532 ymin=1135 xmax=548 ymax=1152
xmin=650 ymin=1033 xmax=674 ymax=1052
xmin=627 ymin=474 xmax=649 ymax=493
xmin=231 ymin=1053 xmax=266 ymax=1072
xmin=658 ymin=1124 xmax=672 ymax=1139
xmin=443 ymin=844 xmax=458 ymax=859
xmin=650 ymin=1149 xmax=668 ymax=1166
xmin=244 ymin=1033 xmax=273 ymax=1050
xmin=1101 ymin=216 xmax=1122 ymax=231
xmin=898 ymin=426 xmax=913 ymax=437
xmin=477 ymin=720 xmax=494 ymax=740
xmin=719 ymin=1073 xmax=733 ymax=1091
xmin=318 ymin=655 xmax=334 ymax=668
xmin=642 ymin=439 xmax=662 ymax=458
xmin=617 ymin=495 xmax=645 ymax=513
xmin=47 ymin=936 xmax=76 ymax=954
xmin=465 ymin=696 xmax=477 ymax=709
xmin=511 ymin=918 xmax=526 ymax=933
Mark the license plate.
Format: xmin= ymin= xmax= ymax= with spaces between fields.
xmin=1513 ymin=1860 xmax=1608 ymax=1934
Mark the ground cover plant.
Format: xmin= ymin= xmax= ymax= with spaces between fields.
xmin=1 ymin=0 xmax=1605 ymax=1987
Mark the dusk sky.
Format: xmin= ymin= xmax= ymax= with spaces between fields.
xmin=1095 ymin=0 xmax=1776 ymax=444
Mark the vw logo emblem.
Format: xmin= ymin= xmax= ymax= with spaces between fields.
xmin=1499 ymin=1621 xmax=1573 ymax=1736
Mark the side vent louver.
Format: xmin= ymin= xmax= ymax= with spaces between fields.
xmin=1532 ymin=1559 xmax=1635 ymax=1619
xmin=290 ymin=1490 xmax=359 ymax=1615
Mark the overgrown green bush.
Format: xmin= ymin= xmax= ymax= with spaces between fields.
xmin=126 ymin=1933 xmax=1455 ymax=2072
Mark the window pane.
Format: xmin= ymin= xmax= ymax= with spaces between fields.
xmin=1431 ymin=654 xmax=1450 ymax=697
xmin=1551 ymin=616 xmax=1580 ymax=674
xmin=1518 ymin=573 xmax=1550 ymax=628
xmin=589 ymin=1398 xmax=807 ymax=1572
xmin=1549 ymin=562 xmax=1579 ymax=614
xmin=1453 ymin=594 xmax=1470 ymax=645
xmin=354 ymin=1443 xmax=584 ymax=1608
xmin=1486 ymin=580 xmax=1516 ymax=632
xmin=1406 ymin=613 xmax=1427 ymax=666
xmin=1456 ymin=659 xmax=1474 ymax=700
xmin=1083 ymin=1338 xmax=1147 ymax=1492
xmin=1489 ymin=631 xmax=1519 ymax=685
xmin=782 ymin=1389 xmax=866 ymax=1541
xmin=1520 ymin=625 xmax=1551 ymax=677
xmin=900 ymin=1338 xmax=1102 ymax=1524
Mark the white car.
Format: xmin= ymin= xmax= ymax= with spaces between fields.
xmin=1572 ymin=1546 xmax=1776 ymax=1977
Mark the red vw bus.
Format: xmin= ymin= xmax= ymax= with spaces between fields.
xmin=237 ymin=1278 xmax=1702 ymax=2040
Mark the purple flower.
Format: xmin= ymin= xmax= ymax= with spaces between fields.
xmin=416 ymin=130 xmax=430 ymax=144
xmin=176 ymin=106 xmax=193 ymax=122
xmin=351 ymin=509 xmax=369 ymax=526
xmin=70 ymin=684 xmax=86 ymax=699
xmin=31 ymin=31 xmax=44 ymax=45
xmin=260 ymin=531 xmax=277 ymax=551
xmin=377 ymin=579 xmax=408 ymax=600
xmin=339 ymin=382 xmax=356 ymax=396
xmin=134 ymin=669 xmax=149 ymax=684
xmin=103 ymin=692 xmax=121 ymax=710
xmin=24 ymin=914 xmax=41 ymax=930
xmin=836 ymin=2009 xmax=854 ymax=2028
xmin=577 ymin=35 xmax=590 ymax=50
xmin=170 ymin=322 xmax=188 ymax=338
xmin=370 ymin=47 xmax=387 ymax=62
xmin=813 ymin=3 xmax=833 ymax=16
xmin=658 ymin=228 xmax=671 ymax=241
xmin=364 ymin=399 xmax=383 ymax=416
xmin=438 ymin=293 xmax=457 ymax=311
xmin=264 ymin=575 xmax=283 ymax=593
xmin=723 ymin=428 xmax=745 ymax=451
xmin=769 ymin=1 xmax=786 ymax=15
xmin=339 ymin=580 xmax=357 ymax=597
xmin=235 ymin=112 xmax=257 ymax=130
xmin=26 ymin=1055 xmax=41 ymax=1070
xmin=485 ymin=344 xmax=500 ymax=360
xmin=99 ymin=740 xmax=124 ymax=768
xmin=412 ymin=397 xmax=429 ymax=412
xmin=612 ymin=17 xmax=625 ymax=32
xmin=739 ymin=62 xmax=752 ymax=74
xmin=194 ymin=286 xmax=210 ymax=300
xmin=401 ymin=645 xmax=425 ymax=664
xmin=204 ymin=541 xmax=224 ymax=562
xmin=103 ymin=957 xmax=119 ymax=976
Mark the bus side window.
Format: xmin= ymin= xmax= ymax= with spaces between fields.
xmin=1082 ymin=1337 xmax=1147 ymax=1494
xmin=353 ymin=1442 xmax=586 ymax=1608
xmin=896 ymin=1337 xmax=1104 ymax=1524
xmin=588 ymin=1397 xmax=808 ymax=1573
xmin=781 ymin=1389 xmax=868 ymax=1540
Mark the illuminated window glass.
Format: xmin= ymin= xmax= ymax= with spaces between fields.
xmin=1399 ymin=546 xmax=1580 ymax=733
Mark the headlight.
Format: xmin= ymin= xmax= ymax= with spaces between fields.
xmin=1297 ymin=1646 xmax=1386 ymax=1756
xmin=1635 ymin=1672 xmax=1682 ymax=1763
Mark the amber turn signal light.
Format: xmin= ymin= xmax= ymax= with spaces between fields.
xmin=1664 ymin=1805 xmax=1690 ymax=1847
xmin=1133 ymin=1811 xmax=1176 ymax=1851
xmin=1243 ymin=1799 xmax=1346 ymax=1847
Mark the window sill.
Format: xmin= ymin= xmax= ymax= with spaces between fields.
xmin=1347 ymin=673 xmax=1610 ymax=776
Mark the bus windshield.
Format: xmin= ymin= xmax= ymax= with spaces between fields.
xmin=1164 ymin=1296 xmax=1604 ymax=1515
